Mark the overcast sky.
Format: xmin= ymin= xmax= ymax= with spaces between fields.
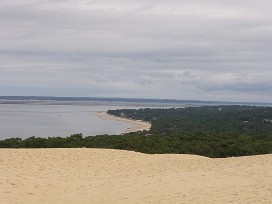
xmin=1 ymin=0 xmax=272 ymax=102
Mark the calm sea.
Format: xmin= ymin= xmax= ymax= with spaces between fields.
xmin=0 ymin=101 xmax=177 ymax=140
xmin=2 ymin=99 xmax=269 ymax=140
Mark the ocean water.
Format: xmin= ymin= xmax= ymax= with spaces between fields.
xmin=0 ymin=103 xmax=146 ymax=140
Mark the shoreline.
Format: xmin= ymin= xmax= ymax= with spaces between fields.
xmin=94 ymin=111 xmax=151 ymax=133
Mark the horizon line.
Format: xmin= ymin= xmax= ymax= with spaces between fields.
xmin=1 ymin=95 xmax=272 ymax=105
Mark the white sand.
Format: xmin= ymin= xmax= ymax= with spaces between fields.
xmin=94 ymin=111 xmax=151 ymax=133
xmin=1 ymin=149 xmax=272 ymax=204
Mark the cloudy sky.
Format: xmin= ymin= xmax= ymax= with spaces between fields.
xmin=1 ymin=0 xmax=272 ymax=102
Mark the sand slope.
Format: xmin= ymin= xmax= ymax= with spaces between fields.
xmin=1 ymin=149 xmax=272 ymax=204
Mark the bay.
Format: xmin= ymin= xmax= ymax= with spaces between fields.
xmin=2 ymin=98 xmax=265 ymax=140
xmin=0 ymin=103 xmax=147 ymax=140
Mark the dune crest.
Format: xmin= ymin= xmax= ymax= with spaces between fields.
xmin=1 ymin=149 xmax=272 ymax=204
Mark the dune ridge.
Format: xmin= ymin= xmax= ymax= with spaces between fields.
xmin=1 ymin=149 xmax=272 ymax=204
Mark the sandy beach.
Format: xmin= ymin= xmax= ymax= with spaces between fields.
xmin=94 ymin=111 xmax=151 ymax=133
xmin=1 ymin=149 xmax=272 ymax=204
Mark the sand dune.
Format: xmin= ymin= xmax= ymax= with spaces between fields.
xmin=1 ymin=149 xmax=272 ymax=204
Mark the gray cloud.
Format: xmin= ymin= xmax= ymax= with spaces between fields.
xmin=0 ymin=0 xmax=272 ymax=102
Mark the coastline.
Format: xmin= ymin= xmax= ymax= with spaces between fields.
xmin=94 ymin=111 xmax=151 ymax=133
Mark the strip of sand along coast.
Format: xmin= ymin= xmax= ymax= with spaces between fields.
xmin=94 ymin=111 xmax=151 ymax=133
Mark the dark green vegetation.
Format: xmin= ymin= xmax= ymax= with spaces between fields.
xmin=1 ymin=106 xmax=272 ymax=158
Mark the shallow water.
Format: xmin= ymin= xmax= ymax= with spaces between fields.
xmin=0 ymin=104 xmax=139 ymax=139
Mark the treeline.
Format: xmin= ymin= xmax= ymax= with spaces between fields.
xmin=108 ymin=106 xmax=272 ymax=135
xmin=1 ymin=131 xmax=271 ymax=158
xmin=1 ymin=105 xmax=272 ymax=158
